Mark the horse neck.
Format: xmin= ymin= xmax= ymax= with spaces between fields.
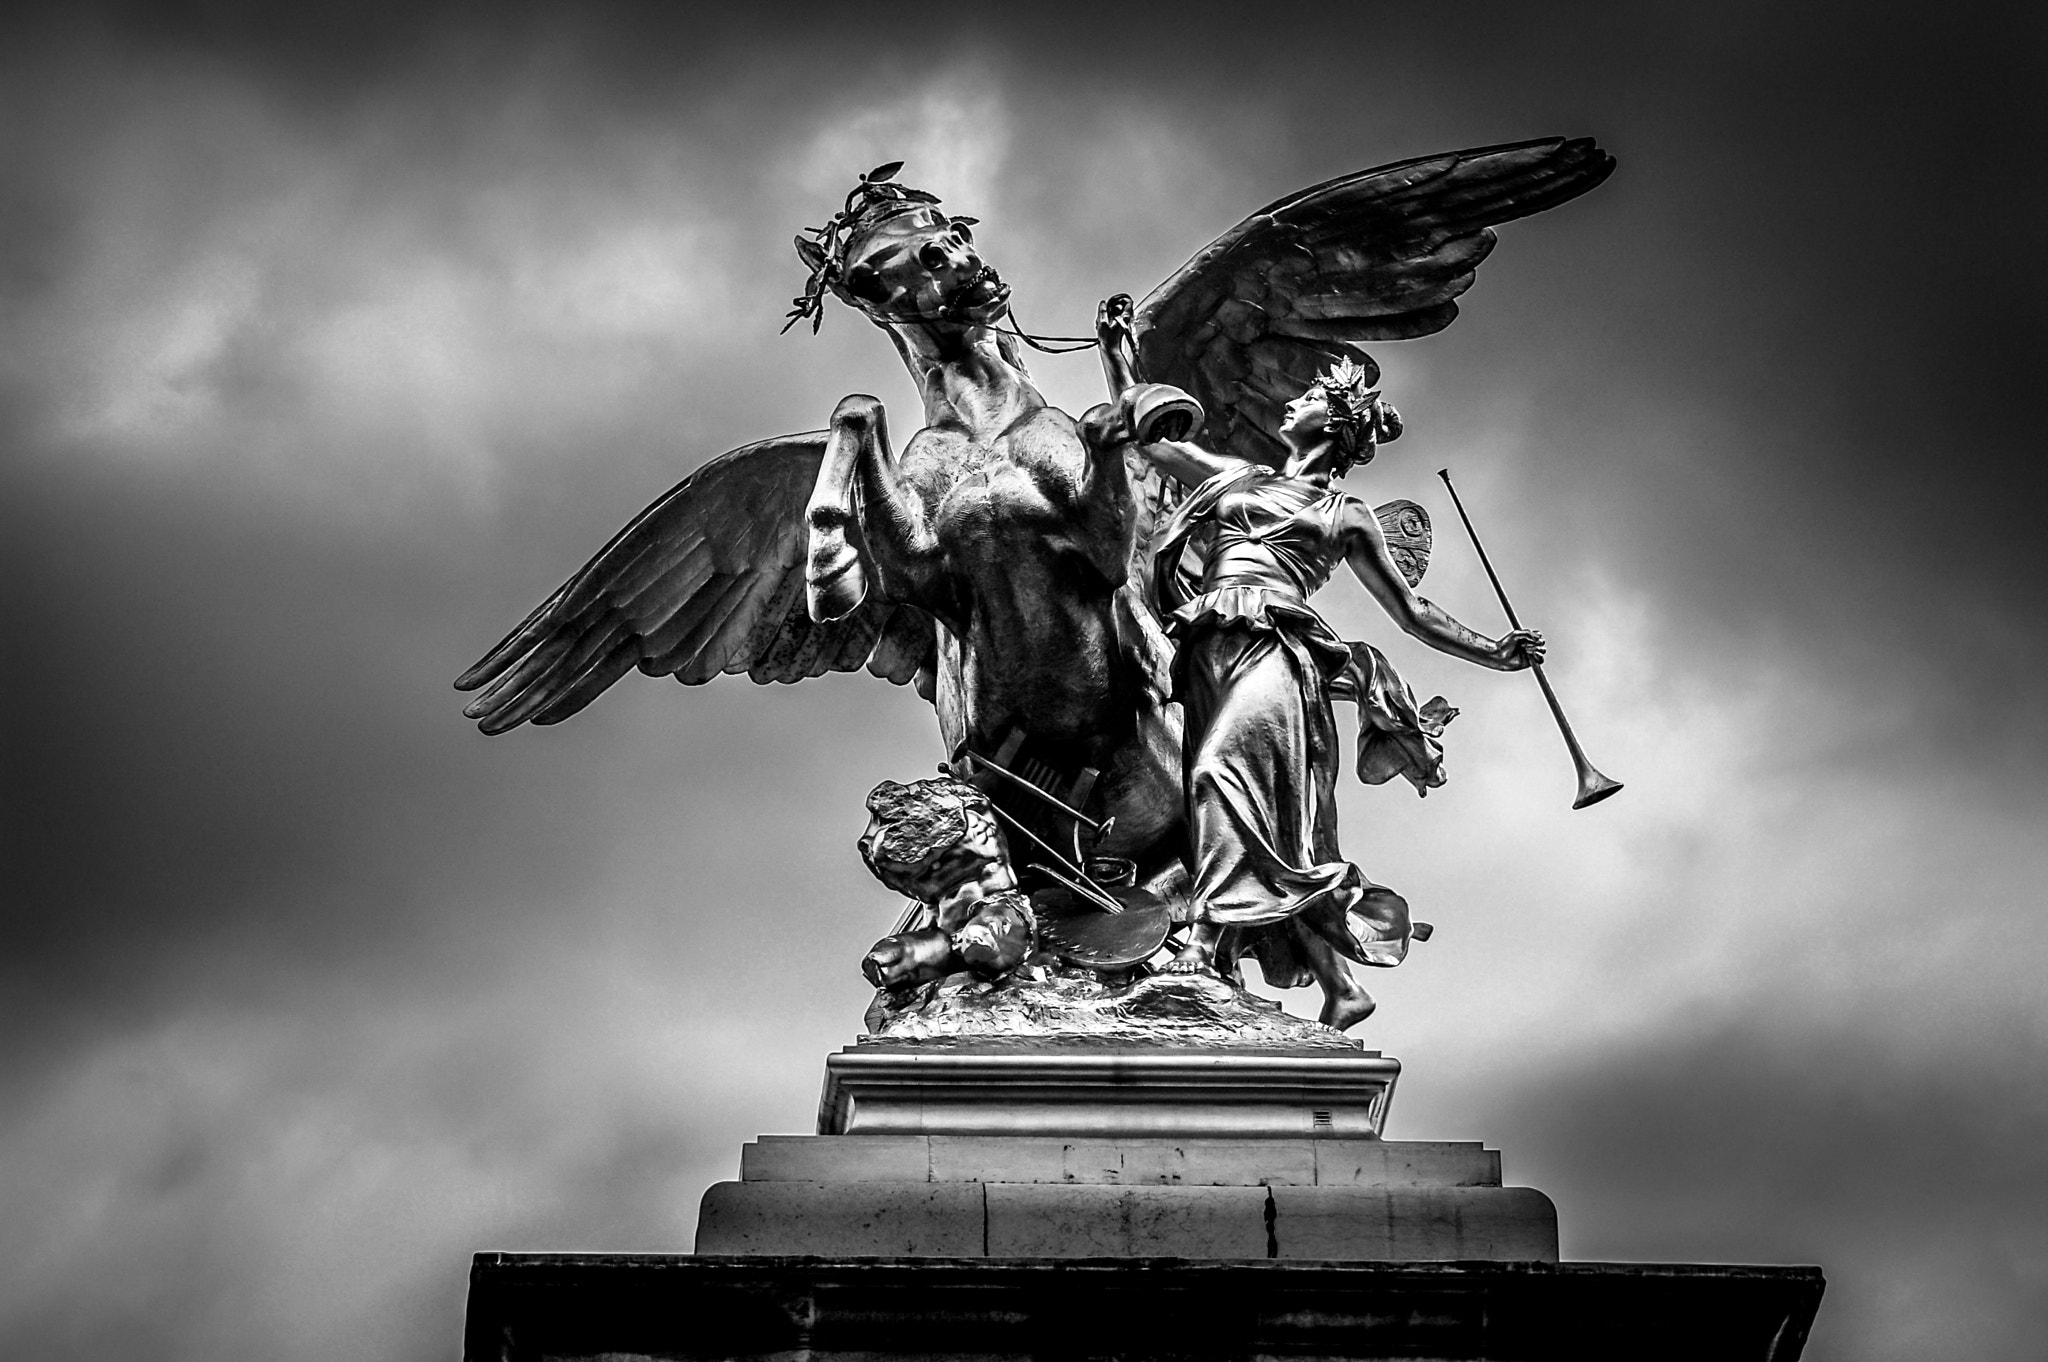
xmin=881 ymin=320 xmax=1044 ymax=438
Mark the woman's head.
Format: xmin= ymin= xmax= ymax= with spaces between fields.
xmin=1285 ymin=356 xmax=1401 ymax=471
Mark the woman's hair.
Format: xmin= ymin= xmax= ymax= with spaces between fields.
xmin=1307 ymin=357 xmax=1402 ymax=460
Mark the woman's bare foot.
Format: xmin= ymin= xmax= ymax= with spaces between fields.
xmin=1299 ymin=931 xmax=1375 ymax=1029
xmin=1164 ymin=922 xmax=1223 ymax=975
xmin=1318 ymin=975 xmax=1376 ymax=1030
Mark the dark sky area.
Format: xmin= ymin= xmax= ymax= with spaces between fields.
xmin=3 ymin=3 xmax=2045 ymax=1358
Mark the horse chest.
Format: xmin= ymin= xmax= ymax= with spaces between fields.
xmin=937 ymin=463 xmax=1069 ymax=545
xmin=914 ymin=419 xmax=1096 ymax=548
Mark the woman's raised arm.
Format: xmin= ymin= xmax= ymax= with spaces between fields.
xmin=1092 ymin=295 xmax=1246 ymax=489
xmin=1338 ymin=497 xmax=1544 ymax=671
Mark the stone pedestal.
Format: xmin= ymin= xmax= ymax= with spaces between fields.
xmin=462 ymin=1039 xmax=1825 ymax=1359
xmin=465 ymin=1256 xmax=1826 ymax=1362
xmin=694 ymin=1041 xmax=1550 ymax=1262
xmin=699 ymin=1130 xmax=1555 ymax=1262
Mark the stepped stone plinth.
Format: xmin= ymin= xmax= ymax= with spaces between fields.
xmin=699 ymin=1039 xmax=1553 ymax=1262
xmin=464 ymin=1033 xmax=1825 ymax=1359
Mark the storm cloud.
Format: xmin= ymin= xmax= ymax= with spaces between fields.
xmin=3 ymin=3 xmax=2044 ymax=1359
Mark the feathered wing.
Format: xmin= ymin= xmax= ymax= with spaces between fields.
xmin=454 ymin=433 xmax=932 ymax=734
xmin=1132 ymin=136 xmax=1615 ymax=468
xmin=1374 ymin=497 xmax=1430 ymax=588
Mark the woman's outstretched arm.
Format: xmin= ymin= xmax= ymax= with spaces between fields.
xmin=1130 ymin=437 xmax=1247 ymax=489
xmin=1338 ymin=497 xmax=1544 ymax=671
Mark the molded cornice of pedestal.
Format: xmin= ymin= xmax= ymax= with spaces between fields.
xmin=818 ymin=1043 xmax=1400 ymax=1138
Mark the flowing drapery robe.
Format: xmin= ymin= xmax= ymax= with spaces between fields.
xmin=1150 ymin=464 xmax=1444 ymax=986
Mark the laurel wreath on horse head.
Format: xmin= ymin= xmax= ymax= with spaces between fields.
xmin=784 ymin=162 xmax=984 ymax=333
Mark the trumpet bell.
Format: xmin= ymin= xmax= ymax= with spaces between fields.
xmin=1572 ymin=769 xmax=1624 ymax=810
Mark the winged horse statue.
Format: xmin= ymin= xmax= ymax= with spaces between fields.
xmin=455 ymin=138 xmax=1614 ymax=995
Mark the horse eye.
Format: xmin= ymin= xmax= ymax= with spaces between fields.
xmin=952 ymin=221 xmax=974 ymax=242
xmin=843 ymin=261 xmax=883 ymax=300
xmin=919 ymin=242 xmax=947 ymax=269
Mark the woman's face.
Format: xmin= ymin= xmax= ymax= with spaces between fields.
xmin=1279 ymin=390 xmax=1331 ymax=440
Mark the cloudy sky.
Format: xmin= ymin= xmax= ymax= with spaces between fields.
xmin=3 ymin=2 xmax=2044 ymax=1358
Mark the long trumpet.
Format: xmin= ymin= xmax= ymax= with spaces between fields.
xmin=1437 ymin=469 xmax=1623 ymax=810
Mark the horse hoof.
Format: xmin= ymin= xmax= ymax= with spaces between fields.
xmin=807 ymin=532 xmax=868 ymax=622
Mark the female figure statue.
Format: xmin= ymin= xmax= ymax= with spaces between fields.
xmin=1130 ymin=355 xmax=1546 ymax=1027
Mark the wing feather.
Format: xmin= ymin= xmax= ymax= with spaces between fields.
xmin=532 ymin=641 xmax=644 ymax=727
xmin=1134 ymin=137 xmax=1614 ymax=467
xmin=646 ymin=572 xmax=762 ymax=679
xmin=455 ymin=432 xmax=935 ymax=733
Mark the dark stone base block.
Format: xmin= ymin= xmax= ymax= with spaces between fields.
xmin=463 ymin=1254 xmax=1824 ymax=1361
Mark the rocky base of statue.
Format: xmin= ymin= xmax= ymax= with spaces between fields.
xmin=850 ymin=773 xmax=1400 ymax=1040
xmin=863 ymin=959 xmax=1357 ymax=1048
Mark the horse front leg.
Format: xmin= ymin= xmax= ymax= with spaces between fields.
xmin=805 ymin=394 xmax=894 ymax=623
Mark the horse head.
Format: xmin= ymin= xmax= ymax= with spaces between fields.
xmin=790 ymin=174 xmax=1010 ymax=338
xmin=839 ymin=205 xmax=1011 ymax=329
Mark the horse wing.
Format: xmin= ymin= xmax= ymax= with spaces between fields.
xmin=1132 ymin=137 xmax=1615 ymax=467
xmin=454 ymin=432 xmax=932 ymax=734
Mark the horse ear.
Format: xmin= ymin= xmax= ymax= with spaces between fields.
xmin=794 ymin=236 xmax=828 ymax=271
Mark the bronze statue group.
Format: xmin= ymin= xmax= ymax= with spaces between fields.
xmin=458 ymin=144 xmax=1615 ymax=1029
